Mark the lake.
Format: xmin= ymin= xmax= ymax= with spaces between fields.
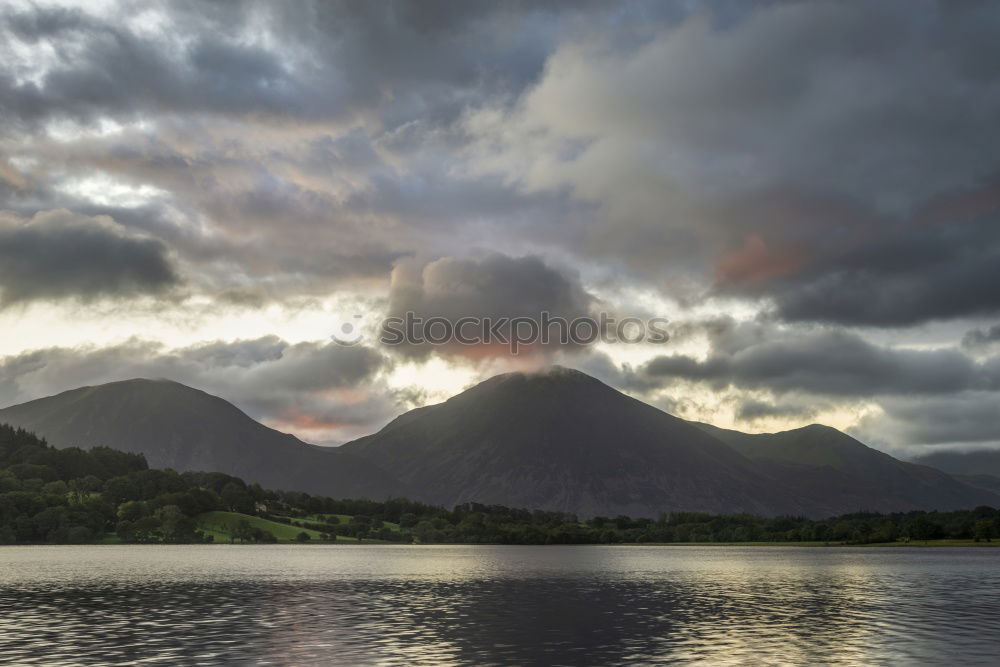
xmin=0 ymin=545 xmax=997 ymax=665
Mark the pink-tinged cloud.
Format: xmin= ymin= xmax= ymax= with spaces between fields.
xmin=715 ymin=235 xmax=807 ymax=286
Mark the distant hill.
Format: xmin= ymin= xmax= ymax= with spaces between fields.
xmin=3 ymin=369 xmax=998 ymax=518
xmin=912 ymin=450 xmax=1000 ymax=478
xmin=692 ymin=422 xmax=998 ymax=516
xmin=0 ymin=379 xmax=405 ymax=500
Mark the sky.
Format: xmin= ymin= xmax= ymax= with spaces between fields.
xmin=1 ymin=0 xmax=999 ymax=456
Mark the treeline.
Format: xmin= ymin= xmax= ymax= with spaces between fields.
xmin=2 ymin=424 xmax=999 ymax=545
xmin=277 ymin=502 xmax=1000 ymax=545
xmin=0 ymin=424 xmax=239 ymax=543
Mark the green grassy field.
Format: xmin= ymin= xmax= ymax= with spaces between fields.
xmin=94 ymin=512 xmax=400 ymax=544
xmin=195 ymin=511 xmax=361 ymax=543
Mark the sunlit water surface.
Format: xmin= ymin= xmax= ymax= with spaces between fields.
xmin=0 ymin=545 xmax=998 ymax=665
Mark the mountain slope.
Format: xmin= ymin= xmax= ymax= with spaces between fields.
xmin=692 ymin=422 xmax=999 ymax=515
xmin=0 ymin=379 xmax=403 ymax=500
xmin=341 ymin=367 xmax=814 ymax=517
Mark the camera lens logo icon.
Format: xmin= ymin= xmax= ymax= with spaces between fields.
xmin=331 ymin=314 xmax=365 ymax=346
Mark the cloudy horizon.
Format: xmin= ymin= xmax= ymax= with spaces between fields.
xmin=2 ymin=0 xmax=999 ymax=456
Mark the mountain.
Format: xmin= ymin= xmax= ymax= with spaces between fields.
xmin=3 ymin=369 xmax=998 ymax=518
xmin=952 ymin=473 xmax=1000 ymax=496
xmin=0 ymin=379 xmax=404 ymax=500
xmin=340 ymin=367 xmax=823 ymax=517
xmin=691 ymin=422 xmax=999 ymax=516
xmin=912 ymin=450 xmax=1000 ymax=478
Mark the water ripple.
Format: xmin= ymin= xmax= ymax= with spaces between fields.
xmin=0 ymin=545 xmax=997 ymax=665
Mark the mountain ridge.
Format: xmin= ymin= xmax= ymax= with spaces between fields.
xmin=2 ymin=368 xmax=998 ymax=518
xmin=690 ymin=420 xmax=996 ymax=516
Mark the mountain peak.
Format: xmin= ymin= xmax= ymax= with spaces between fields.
xmin=458 ymin=365 xmax=611 ymax=397
xmin=343 ymin=365 xmax=803 ymax=517
xmin=478 ymin=364 xmax=599 ymax=383
xmin=80 ymin=377 xmax=188 ymax=389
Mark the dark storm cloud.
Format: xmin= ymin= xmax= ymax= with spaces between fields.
xmin=638 ymin=320 xmax=997 ymax=397
xmin=0 ymin=1 xmax=619 ymax=131
xmin=5 ymin=0 xmax=1000 ymax=321
xmin=0 ymin=209 xmax=179 ymax=306
xmin=754 ymin=211 xmax=1000 ymax=327
xmin=1 ymin=6 xmax=298 ymax=127
xmin=0 ymin=336 xmax=394 ymax=440
xmin=384 ymin=252 xmax=599 ymax=360
xmin=469 ymin=0 xmax=1000 ymax=326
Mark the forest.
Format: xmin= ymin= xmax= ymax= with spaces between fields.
xmin=1 ymin=424 xmax=998 ymax=545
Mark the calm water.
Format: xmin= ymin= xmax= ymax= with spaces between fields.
xmin=0 ymin=546 xmax=998 ymax=665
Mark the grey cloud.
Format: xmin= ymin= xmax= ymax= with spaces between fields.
xmin=759 ymin=214 xmax=1000 ymax=326
xmin=639 ymin=321 xmax=996 ymax=397
xmin=0 ymin=0 xmax=643 ymax=304
xmin=467 ymin=0 xmax=1000 ymax=325
xmin=0 ymin=209 xmax=179 ymax=306
xmin=28 ymin=127 xmax=496 ymax=295
xmin=6 ymin=144 xmax=406 ymax=298
xmin=736 ymin=398 xmax=820 ymax=422
xmin=2 ymin=6 xmax=300 ymax=127
xmin=851 ymin=393 xmax=1000 ymax=452
xmin=384 ymin=252 xmax=599 ymax=360
xmin=963 ymin=324 xmax=1000 ymax=351
xmin=1 ymin=1 xmax=617 ymax=132
xmin=7 ymin=0 xmax=1000 ymax=327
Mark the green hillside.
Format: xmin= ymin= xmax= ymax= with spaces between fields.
xmin=196 ymin=511 xmax=360 ymax=543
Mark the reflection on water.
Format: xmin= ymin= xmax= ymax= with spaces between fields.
xmin=0 ymin=545 xmax=997 ymax=665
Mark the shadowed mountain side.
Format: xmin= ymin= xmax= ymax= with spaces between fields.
xmin=340 ymin=367 xmax=814 ymax=518
xmin=953 ymin=474 xmax=1000 ymax=496
xmin=692 ymin=422 xmax=1000 ymax=515
xmin=0 ymin=379 xmax=405 ymax=500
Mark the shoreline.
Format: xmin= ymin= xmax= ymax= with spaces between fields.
xmin=4 ymin=539 xmax=998 ymax=548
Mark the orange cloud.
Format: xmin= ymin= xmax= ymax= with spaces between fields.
xmin=715 ymin=235 xmax=806 ymax=285
xmin=265 ymin=408 xmax=359 ymax=443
